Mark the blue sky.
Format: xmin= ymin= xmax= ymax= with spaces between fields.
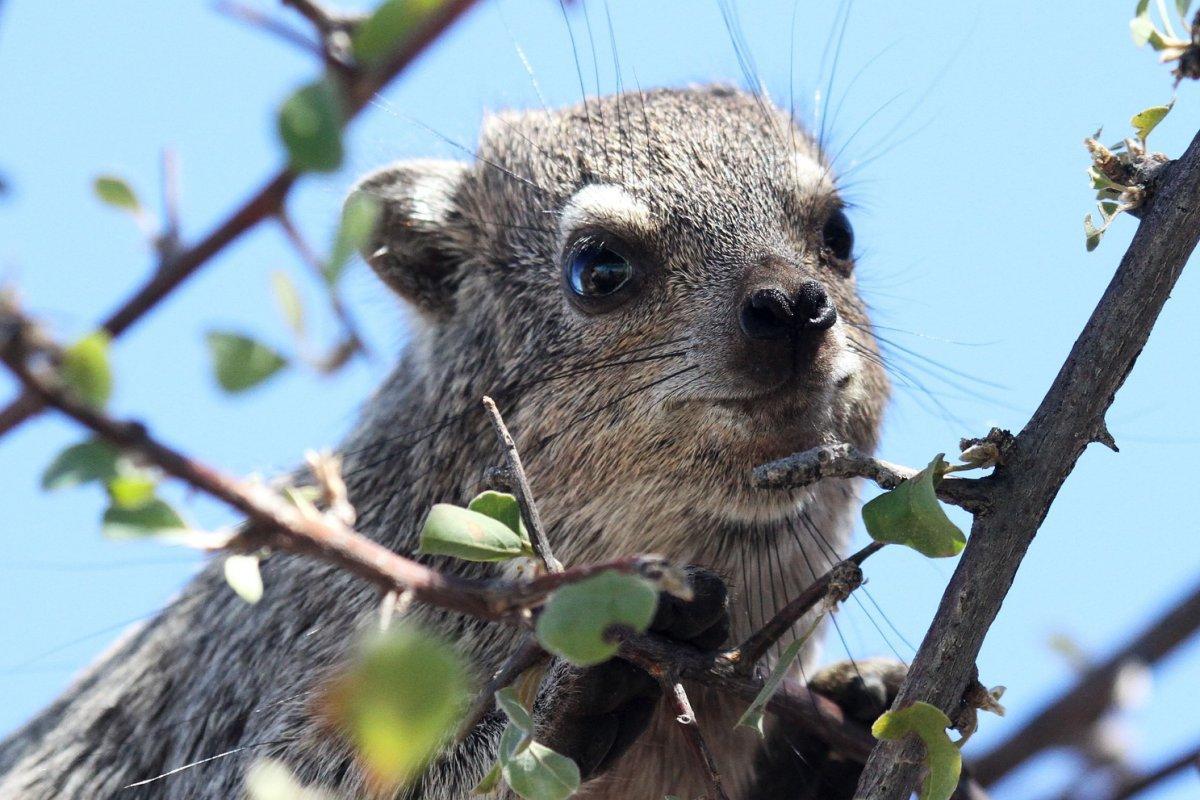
xmin=1 ymin=1 xmax=1198 ymax=797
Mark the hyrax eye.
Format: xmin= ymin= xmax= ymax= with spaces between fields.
xmin=564 ymin=240 xmax=637 ymax=311
xmin=821 ymin=208 xmax=855 ymax=262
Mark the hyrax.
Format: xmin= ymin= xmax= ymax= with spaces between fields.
xmin=0 ymin=86 xmax=891 ymax=799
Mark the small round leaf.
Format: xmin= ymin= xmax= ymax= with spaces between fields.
xmin=535 ymin=571 xmax=657 ymax=667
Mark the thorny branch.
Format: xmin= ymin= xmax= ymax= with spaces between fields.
xmin=853 ymin=127 xmax=1200 ymax=800
xmin=0 ymin=0 xmax=481 ymax=438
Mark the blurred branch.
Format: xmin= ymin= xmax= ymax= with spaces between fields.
xmin=1102 ymin=741 xmax=1200 ymax=800
xmin=973 ymin=576 xmax=1200 ymax=785
xmin=854 ymin=128 xmax=1200 ymax=800
xmin=0 ymin=0 xmax=479 ymax=439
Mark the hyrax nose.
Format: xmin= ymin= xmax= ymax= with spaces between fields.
xmin=739 ymin=280 xmax=837 ymax=341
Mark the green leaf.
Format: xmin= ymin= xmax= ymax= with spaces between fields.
xmin=278 ymin=77 xmax=344 ymax=173
xmin=352 ymin=0 xmax=441 ymax=68
xmin=93 ymin=175 xmax=140 ymax=213
xmin=872 ymin=702 xmax=962 ymax=800
xmin=1177 ymin=0 xmax=1192 ymax=19
xmin=41 ymin=438 xmax=120 ymax=490
xmin=495 ymin=687 xmax=536 ymax=736
xmin=326 ymin=625 xmax=468 ymax=787
xmin=205 ymin=331 xmax=288 ymax=393
xmin=468 ymin=491 xmax=529 ymax=543
xmin=502 ymin=738 xmax=581 ymax=800
xmin=224 ymin=554 xmax=264 ymax=604
xmin=472 ymin=760 xmax=503 ymax=795
xmin=61 ymin=331 xmax=113 ymax=408
xmin=102 ymin=497 xmax=188 ymax=539
xmin=861 ymin=455 xmax=966 ymax=558
xmin=271 ymin=270 xmax=305 ymax=337
xmin=536 ymin=571 xmax=657 ymax=667
xmin=1130 ymin=102 xmax=1173 ymax=142
xmin=736 ymin=617 xmax=822 ymax=736
xmin=1088 ymin=166 xmax=1123 ymax=194
xmin=106 ymin=472 xmax=157 ymax=509
xmin=1084 ymin=214 xmax=1104 ymax=252
xmin=418 ymin=504 xmax=533 ymax=562
xmin=326 ymin=193 xmax=381 ymax=285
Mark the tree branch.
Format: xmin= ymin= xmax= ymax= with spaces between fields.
xmin=668 ymin=680 xmax=731 ymax=800
xmin=854 ymin=128 xmax=1200 ymax=800
xmin=0 ymin=0 xmax=480 ymax=439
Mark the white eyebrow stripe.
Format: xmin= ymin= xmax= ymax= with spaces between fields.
xmin=558 ymin=184 xmax=655 ymax=244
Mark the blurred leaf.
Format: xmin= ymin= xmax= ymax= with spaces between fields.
xmin=326 ymin=193 xmax=381 ymax=285
xmin=107 ymin=472 xmax=157 ymax=509
xmin=418 ymin=503 xmax=533 ymax=562
xmin=1130 ymin=102 xmax=1173 ymax=142
xmin=61 ymin=331 xmax=113 ymax=409
xmin=278 ymin=77 xmax=344 ymax=173
xmin=325 ymin=625 xmax=467 ymax=787
xmin=473 ymin=760 xmax=503 ymax=795
xmin=271 ymin=270 xmax=306 ymax=337
xmin=102 ymin=497 xmax=188 ymax=539
xmin=93 ymin=175 xmax=140 ymax=213
xmin=861 ymin=455 xmax=965 ymax=558
xmin=246 ymin=759 xmax=332 ymax=800
xmin=1177 ymin=0 xmax=1192 ymax=18
xmin=41 ymin=438 xmax=120 ymax=490
xmin=224 ymin=554 xmax=264 ymax=604
xmin=352 ymin=0 xmax=441 ymax=68
xmin=872 ymin=702 xmax=962 ymax=800
xmin=536 ymin=571 xmax=657 ymax=667
xmin=205 ymin=331 xmax=288 ymax=393
xmin=736 ymin=617 xmax=821 ymax=736
xmin=1084 ymin=214 xmax=1104 ymax=252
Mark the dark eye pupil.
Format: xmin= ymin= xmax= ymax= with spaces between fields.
xmin=822 ymin=209 xmax=854 ymax=261
xmin=568 ymin=246 xmax=632 ymax=297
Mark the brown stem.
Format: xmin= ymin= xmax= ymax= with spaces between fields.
xmin=457 ymin=634 xmax=548 ymax=741
xmin=482 ymin=396 xmax=562 ymax=573
xmin=854 ymin=129 xmax=1200 ymax=800
xmin=667 ymin=680 xmax=730 ymax=800
xmin=0 ymin=0 xmax=480 ymax=439
xmin=1103 ymin=742 xmax=1200 ymax=800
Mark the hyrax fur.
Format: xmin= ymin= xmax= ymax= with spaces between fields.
xmin=0 ymin=86 xmax=889 ymax=800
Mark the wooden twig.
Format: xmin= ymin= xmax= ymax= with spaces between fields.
xmin=753 ymin=443 xmax=992 ymax=514
xmin=1101 ymin=741 xmax=1200 ymax=800
xmin=973 ymin=575 xmax=1200 ymax=785
xmin=731 ymin=542 xmax=880 ymax=671
xmin=854 ymin=128 xmax=1200 ymax=800
xmin=482 ymin=396 xmax=562 ymax=573
xmin=457 ymin=635 xmax=549 ymax=741
xmin=0 ymin=0 xmax=480 ymax=439
xmin=668 ymin=680 xmax=730 ymax=800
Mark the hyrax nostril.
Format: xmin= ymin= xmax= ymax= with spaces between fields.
xmin=795 ymin=279 xmax=837 ymax=331
xmin=739 ymin=287 xmax=795 ymax=341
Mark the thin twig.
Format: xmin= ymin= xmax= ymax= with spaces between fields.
xmin=855 ymin=128 xmax=1200 ymax=800
xmin=482 ymin=396 xmax=562 ymax=573
xmin=1102 ymin=741 xmax=1200 ymax=800
xmin=753 ymin=443 xmax=992 ymax=514
xmin=457 ymin=634 xmax=548 ymax=741
xmin=667 ymin=680 xmax=730 ymax=800
xmin=731 ymin=542 xmax=879 ymax=671
xmin=214 ymin=1 xmax=323 ymax=57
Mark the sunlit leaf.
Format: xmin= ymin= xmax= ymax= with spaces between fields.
xmin=352 ymin=0 xmax=441 ymax=68
xmin=418 ymin=503 xmax=533 ymax=562
xmin=495 ymin=686 xmax=535 ymax=736
xmin=861 ymin=455 xmax=965 ymax=558
xmin=736 ymin=617 xmax=822 ymax=736
xmin=503 ymin=739 xmax=580 ymax=800
xmin=1177 ymin=0 xmax=1192 ymax=19
xmin=106 ymin=472 xmax=157 ymax=509
xmin=535 ymin=571 xmax=657 ymax=667
xmin=271 ymin=270 xmax=305 ymax=337
xmin=1084 ymin=214 xmax=1104 ymax=252
xmin=41 ymin=438 xmax=120 ymax=490
xmin=1130 ymin=101 xmax=1173 ymax=142
xmin=102 ymin=497 xmax=188 ymax=539
xmin=872 ymin=702 xmax=962 ymax=800
xmin=324 ymin=625 xmax=468 ymax=787
xmin=468 ymin=491 xmax=529 ymax=544
xmin=205 ymin=331 xmax=288 ymax=393
xmin=326 ymin=193 xmax=381 ymax=285
xmin=93 ymin=175 xmax=140 ymax=213
xmin=224 ymin=554 xmax=264 ymax=604
xmin=278 ymin=77 xmax=344 ymax=173
xmin=61 ymin=331 xmax=113 ymax=408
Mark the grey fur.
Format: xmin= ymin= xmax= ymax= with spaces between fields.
xmin=0 ymin=86 xmax=888 ymax=799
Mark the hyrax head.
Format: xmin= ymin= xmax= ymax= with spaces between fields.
xmin=353 ymin=86 xmax=887 ymax=520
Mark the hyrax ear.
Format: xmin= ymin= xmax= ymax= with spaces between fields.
xmin=349 ymin=159 xmax=470 ymax=318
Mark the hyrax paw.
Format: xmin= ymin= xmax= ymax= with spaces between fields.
xmin=649 ymin=565 xmax=731 ymax=651
xmin=536 ymin=657 xmax=660 ymax=779
xmin=809 ymin=657 xmax=908 ymax=726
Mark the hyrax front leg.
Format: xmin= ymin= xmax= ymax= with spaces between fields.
xmin=535 ymin=566 xmax=731 ymax=780
xmin=748 ymin=658 xmax=908 ymax=800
